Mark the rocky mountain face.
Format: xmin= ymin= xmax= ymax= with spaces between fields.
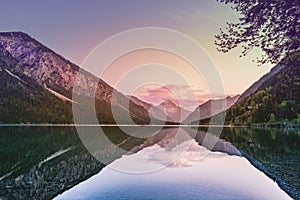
xmin=0 ymin=32 xmax=150 ymax=124
xmin=184 ymin=95 xmax=240 ymax=124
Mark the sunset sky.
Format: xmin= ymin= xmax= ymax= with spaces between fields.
xmin=1 ymin=0 xmax=274 ymax=108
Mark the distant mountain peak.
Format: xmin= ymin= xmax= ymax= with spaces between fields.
xmin=159 ymin=99 xmax=178 ymax=107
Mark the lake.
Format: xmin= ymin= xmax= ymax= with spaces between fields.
xmin=0 ymin=126 xmax=299 ymax=199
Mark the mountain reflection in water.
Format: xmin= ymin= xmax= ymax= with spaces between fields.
xmin=55 ymin=127 xmax=291 ymax=200
xmin=1 ymin=126 xmax=297 ymax=199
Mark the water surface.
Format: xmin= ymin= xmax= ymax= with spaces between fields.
xmin=0 ymin=126 xmax=299 ymax=199
xmin=55 ymin=127 xmax=292 ymax=200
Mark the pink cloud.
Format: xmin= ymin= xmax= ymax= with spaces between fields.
xmin=133 ymin=84 xmax=224 ymax=110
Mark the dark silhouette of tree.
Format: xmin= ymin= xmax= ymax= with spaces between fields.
xmin=215 ymin=0 xmax=300 ymax=65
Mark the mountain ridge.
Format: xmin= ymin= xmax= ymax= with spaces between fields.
xmin=238 ymin=64 xmax=285 ymax=102
xmin=0 ymin=31 xmax=151 ymax=124
xmin=226 ymin=60 xmax=300 ymax=124
xmin=184 ymin=95 xmax=240 ymax=123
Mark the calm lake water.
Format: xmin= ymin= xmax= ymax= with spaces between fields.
xmin=0 ymin=126 xmax=299 ymax=199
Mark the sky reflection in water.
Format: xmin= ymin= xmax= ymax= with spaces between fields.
xmin=56 ymin=128 xmax=291 ymax=200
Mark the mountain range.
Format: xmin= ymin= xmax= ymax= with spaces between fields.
xmin=0 ymin=31 xmax=236 ymax=124
xmin=1 ymin=31 xmax=297 ymax=125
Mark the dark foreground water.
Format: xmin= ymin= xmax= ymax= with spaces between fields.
xmin=0 ymin=126 xmax=299 ymax=199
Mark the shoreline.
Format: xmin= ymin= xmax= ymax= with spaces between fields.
xmin=241 ymin=151 xmax=297 ymax=200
